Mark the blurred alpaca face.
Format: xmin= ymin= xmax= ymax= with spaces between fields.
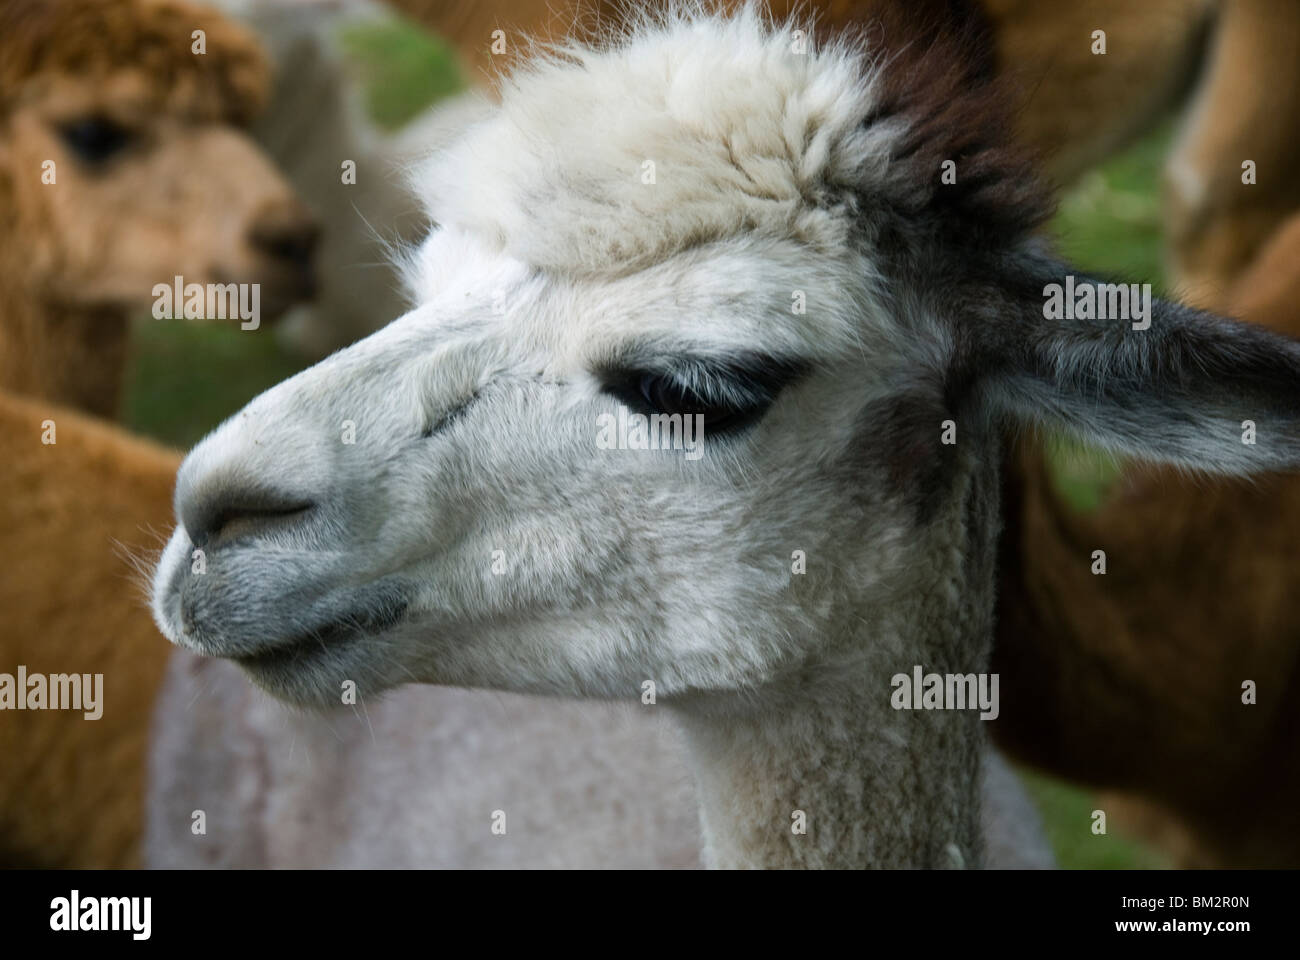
xmin=0 ymin=68 xmax=317 ymax=319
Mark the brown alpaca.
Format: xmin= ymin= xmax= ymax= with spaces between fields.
xmin=992 ymin=212 xmax=1300 ymax=868
xmin=0 ymin=391 xmax=179 ymax=868
xmin=980 ymin=0 xmax=1214 ymax=188
xmin=0 ymin=0 xmax=317 ymax=418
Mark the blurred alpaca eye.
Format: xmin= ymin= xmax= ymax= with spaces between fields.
xmin=59 ymin=116 xmax=132 ymax=164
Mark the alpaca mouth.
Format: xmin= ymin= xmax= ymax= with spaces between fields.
xmin=260 ymin=265 xmax=318 ymax=312
xmin=231 ymin=621 xmax=358 ymax=670
xmin=229 ymin=604 xmax=406 ymax=672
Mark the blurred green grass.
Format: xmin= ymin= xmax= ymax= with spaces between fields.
xmin=337 ymin=16 xmax=466 ymax=131
xmin=122 ymin=319 xmax=303 ymax=449
xmin=1020 ymin=771 xmax=1172 ymax=869
xmin=121 ymin=18 xmax=1178 ymax=869
xmin=1052 ymin=120 xmax=1172 ymax=296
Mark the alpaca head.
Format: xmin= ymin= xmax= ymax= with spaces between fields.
xmin=152 ymin=6 xmax=1300 ymax=710
xmin=0 ymin=0 xmax=316 ymax=316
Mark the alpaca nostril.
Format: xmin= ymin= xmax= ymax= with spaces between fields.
xmin=248 ymin=203 xmax=320 ymax=277
xmin=252 ymin=221 xmax=318 ymax=269
xmin=205 ymin=502 xmax=313 ymax=546
xmin=257 ymin=228 xmax=316 ymax=268
xmin=186 ymin=488 xmax=315 ymax=548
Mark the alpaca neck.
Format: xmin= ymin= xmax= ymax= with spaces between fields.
xmin=0 ymin=275 xmax=129 ymax=418
xmin=674 ymin=459 xmax=999 ymax=869
xmin=675 ymin=671 xmax=985 ymax=869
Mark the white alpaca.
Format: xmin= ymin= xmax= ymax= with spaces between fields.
xmin=149 ymin=7 xmax=1300 ymax=868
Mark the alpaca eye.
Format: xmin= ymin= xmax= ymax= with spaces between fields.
xmin=59 ymin=116 xmax=133 ymax=164
xmin=600 ymin=354 xmax=806 ymax=436
xmin=638 ymin=375 xmax=750 ymax=431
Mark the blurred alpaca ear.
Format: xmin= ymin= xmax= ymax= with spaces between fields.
xmin=978 ymin=254 xmax=1300 ymax=475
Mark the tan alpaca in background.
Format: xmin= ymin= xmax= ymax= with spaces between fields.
xmin=206 ymin=0 xmax=439 ymax=358
xmin=0 ymin=392 xmax=179 ymax=867
xmin=0 ymin=0 xmax=318 ymax=417
xmin=0 ymin=0 xmax=314 ymax=867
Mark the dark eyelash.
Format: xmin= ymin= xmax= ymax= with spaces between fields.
xmin=597 ymin=353 xmax=808 ymax=432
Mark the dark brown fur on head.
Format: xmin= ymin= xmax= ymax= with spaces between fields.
xmin=0 ymin=0 xmax=269 ymax=123
xmin=843 ymin=0 xmax=1053 ymax=246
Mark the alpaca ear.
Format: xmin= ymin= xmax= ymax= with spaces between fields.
xmin=979 ymin=258 xmax=1300 ymax=474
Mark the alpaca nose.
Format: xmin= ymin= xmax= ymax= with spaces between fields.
xmin=248 ymin=200 xmax=319 ymax=281
xmin=181 ymin=481 xmax=315 ymax=548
